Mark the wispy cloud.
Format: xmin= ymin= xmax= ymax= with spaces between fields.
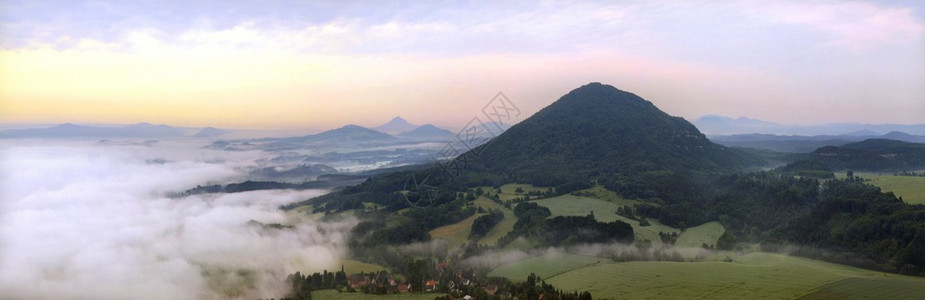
xmin=749 ymin=1 xmax=925 ymax=51
xmin=1 ymin=1 xmax=922 ymax=127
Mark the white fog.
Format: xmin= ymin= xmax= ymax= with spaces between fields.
xmin=0 ymin=140 xmax=354 ymax=299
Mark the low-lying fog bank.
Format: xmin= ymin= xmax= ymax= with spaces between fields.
xmin=0 ymin=140 xmax=353 ymax=299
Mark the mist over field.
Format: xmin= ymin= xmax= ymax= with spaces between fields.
xmin=0 ymin=140 xmax=353 ymax=300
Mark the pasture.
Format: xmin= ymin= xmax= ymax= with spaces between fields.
xmin=546 ymin=252 xmax=925 ymax=299
xmin=799 ymin=276 xmax=925 ymax=299
xmin=473 ymin=197 xmax=518 ymax=246
xmin=855 ymin=173 xmax=925 ymax=204
xmin=531 ymin=195 xmax=723 ymax=247
xmin=488 ymin=253 xmax=613 ymax=280
xmin=493 ymin=183 xmax=552 ymax=201
xmin=428 ymin=213 xmax=480 ymax=249
xmin=674 ymin=221 xmax=725 ymax=248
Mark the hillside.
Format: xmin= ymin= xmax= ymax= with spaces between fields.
xmin=452 ymin=82 xmax=759 ymax=203
xmin=283 ymin=83 xmax=925 ymax=298
xmin=784 ymin=139 xmax=925 ymax=172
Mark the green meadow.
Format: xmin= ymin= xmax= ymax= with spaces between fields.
xmin=487 ymin=253 xmax=613 ymax=280
xmin=545 ymin=252 xmax=925 ymax=300
xmin=856 ymin=173 xmax=925 ymax=205
xmin=531 ymin=194 xmax=724 ymax=247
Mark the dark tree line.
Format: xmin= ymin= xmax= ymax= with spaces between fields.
xmin=281 ymin=268 xmax=348 ymax=300
xmin=773 ymin=178 xmax=925 ymax=275
xmin=469 ymin=209 xmax=505 ymax=239
xmin=500 ymin=202 xmax=633 ymax=247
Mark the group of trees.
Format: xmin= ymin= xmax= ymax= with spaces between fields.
xmin=630 ymin=172 xmax=821 ymax=246
xmin=795 ymin=139 xmax=925 ymax=172
xmin=499 ymin=202 xmax=634 ymax=247
xmin=774 ymin=178 xmax=925 ymax=275
xmin=469 ymin=209 xmax=505 ymax=240
xmin=282 ymin=268 xmax=348 ymax=300
xmin=434 ymin=273 xmax=593 ymax=300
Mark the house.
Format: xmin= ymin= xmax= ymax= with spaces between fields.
xmin=397 ymin=283 xmax=411 ymax=293
xmin=435 ymin=262 xmax=450 ymax=273
xmin=485 ymin=284 xmax=498 ymax=296
xmin=425 ymin=279 xmax=438 ymax=292
xmin=348 ymin=274 xmax=367 ymax=289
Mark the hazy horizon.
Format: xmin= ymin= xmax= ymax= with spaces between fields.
xmin=2 ymin=1 xmax=923 ymax=129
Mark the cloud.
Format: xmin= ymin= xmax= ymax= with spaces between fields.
xmin=0 ymin=140 xmax=352 ymax=300
xmin=1 ymin=1 xmax=922 ymax=127
xmin=749 ymin=1 xmax=925 ymax=51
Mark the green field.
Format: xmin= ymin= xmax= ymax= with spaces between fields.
xmin=531 ymin=195 xmax=722 ymax=247
xmin=493 ymin=183 xmax=552 ymax=202
xmin=312 ymin=289 xmax=444 ymax=300
xmin=546 ymin=252 xmax=925 ymax=300
xmin=675 ymin=221 xmax=725 ymax=248
xmin=855 ymin=173 xmax=925 ymax=204
xmin=799 ymin=276 xmax=925 ymax=299
xmin=472 ymin=197 xmax=518 ymax=246
xmin=488 ymin=253 xmax=614 ymax=280
xmin=429 ymin=213 xmax=480 ymax=249
xmin=573 ymin=185 xmax=649 ymax=207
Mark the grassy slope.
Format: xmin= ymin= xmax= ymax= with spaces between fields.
xmin=675 ymin=221 xmax=726 ymax=248
xmin=799 ymin=276 xmax=925 ymax=300
xmin=487 ymin=183 xmax=551 ymax=202
xmin=488 ymin=253 xmax=614 ymax=280
xmin=428 ymin=213 xmax=480 ymax=249
xmin=472 ymin=197 xmax=518 ymax=246
xmin=547 ymin=252 xmax=925 ymax=300
xmin=532 ymin=195 xmax=724 ymax=247
xmin=854 ymin=173 xmax=925 ymax=205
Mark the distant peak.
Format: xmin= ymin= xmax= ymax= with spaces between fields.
xmin=374 ymin=116 xmax=417 ymax=133
xmin=575 ymin=82 xmax=612 ymax=91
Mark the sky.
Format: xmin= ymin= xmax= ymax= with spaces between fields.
xmin=1 ymin=0 xmax=923 ymax=129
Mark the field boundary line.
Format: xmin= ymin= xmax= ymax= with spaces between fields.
xmin=791 ymin=276 xmax=855 ymax=299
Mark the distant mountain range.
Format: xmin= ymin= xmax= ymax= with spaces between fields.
xmin=269 ymin=124 xmax=398 ymax=146
xmin=694 ymin=115 xmax=925 ymax=136
xmin=710 ymin=132 xmax=925 ymax=153
xmin=0 ymin=123 xmax=204 ymax=139
xmin=0 ymin=117 xmax=462 ymax=143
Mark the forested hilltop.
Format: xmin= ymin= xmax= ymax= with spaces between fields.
xmin=786 ymin=138 xmax=925 ymax=172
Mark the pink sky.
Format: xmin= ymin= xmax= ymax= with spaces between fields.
xmin=1 ymin=1 xmax=923 ymax=129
